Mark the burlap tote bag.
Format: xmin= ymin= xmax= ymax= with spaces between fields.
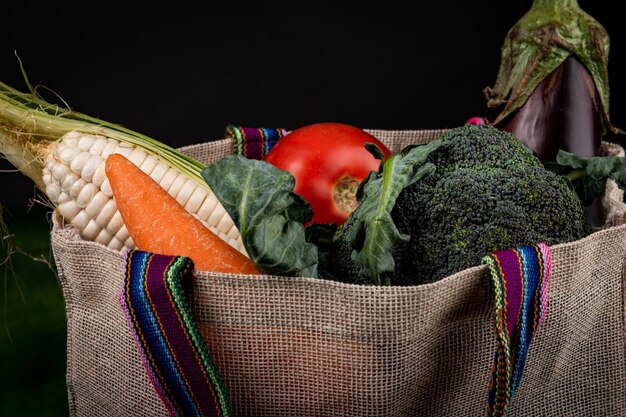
xmin=51 ymin=129 xmax=626 ymax=417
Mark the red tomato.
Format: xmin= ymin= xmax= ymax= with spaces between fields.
xmin=264 ymin=122 xmax=392 ymax=225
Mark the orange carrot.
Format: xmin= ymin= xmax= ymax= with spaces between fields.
xmin=105 ymin=153 xmax=260 ymax=275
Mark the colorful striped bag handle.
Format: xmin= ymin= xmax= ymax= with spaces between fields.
xmin=119 ymin=249 xmax=232 ymax=417
xmin=481 ymin=243 xmax=552 ymax=416
xmin=225 ymin=124 xmax=287 ymax=160
xmin=119 ymin=240 xmax=550 ymax=417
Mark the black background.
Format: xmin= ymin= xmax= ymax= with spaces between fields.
xmin=1 ymin=1 xmax=625 ymax=209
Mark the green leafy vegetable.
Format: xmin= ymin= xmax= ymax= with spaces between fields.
xmin=544 ymin=150 xmax=626 ymax=205
xmin=202 ymin=155 xmax=319 ymax=278
xmin=344 ymin=141 xmax=441 ymax=285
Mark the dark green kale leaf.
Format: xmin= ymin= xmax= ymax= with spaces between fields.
xmin=202 ymin=155 xmax=319 ymax=278
xmin=338 ymin=140 xmax=441 ymax=286
xmin=544 ymin=150 xmax=626 ymax=205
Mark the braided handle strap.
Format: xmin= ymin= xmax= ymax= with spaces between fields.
xmin=482 ymin=243 xmax=552 ymax=417
xmin=119 ymin=249 xmax=231 ymax=417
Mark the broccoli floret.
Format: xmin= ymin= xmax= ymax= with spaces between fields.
xmin=331 ymin=124 xmax=589 ymax=285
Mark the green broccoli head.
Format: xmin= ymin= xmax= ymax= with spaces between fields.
xmin=331 ymin=124 xmax=589 ymax=285
xmin=424 ymin=123 xmax=542 ymax=173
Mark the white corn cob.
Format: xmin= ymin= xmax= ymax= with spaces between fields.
xmin=0 ymin=81 xmax=247 ymax=257
xmin=41 ymin=131 xmax=247 ymax=255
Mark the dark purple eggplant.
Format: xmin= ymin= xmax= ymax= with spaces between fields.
xmin=498 ymin=56 xmax=602 ymax=161
xmin=483 ymin=0 xmax=623 ymax=227
xmin=484 ymin=0 xmax=621 ymax=160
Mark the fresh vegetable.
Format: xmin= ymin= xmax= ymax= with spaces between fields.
xmin=484 ymin=0 xmax=621 ymax=163
xmin=330 ymin=124 xmax=590 ymax=285
xmin=337 ymin=141 xmax=440 ymax=286
xmin=106 ymin=153 xmax=259 ymax=274
xmin=544 ymin=149 xmax=626 ymax=206
xmin=263 ymin=122 xmax=392 ymax=226
xmin=202 ymin=155 xmax=320 ymax=277
xmin=0 ymin=79 xmax=245 ymax=254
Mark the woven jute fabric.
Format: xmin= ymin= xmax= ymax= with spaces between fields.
xmin=52 ymin=130 xmax=626 ymax=417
